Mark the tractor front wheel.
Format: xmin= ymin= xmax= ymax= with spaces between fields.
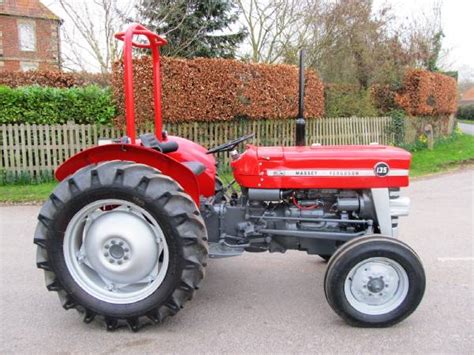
xmin=34 ymin=161 xmax=208 ymax=331
xmin=324 ymin=235 xmax=425 ymax=327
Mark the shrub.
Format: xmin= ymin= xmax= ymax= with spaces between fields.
xmin=395 ymin=69 xmax=457 ymax=116
xmin=370 ymin=84 xmax=398 ymax=113
xmin=112 ymin=56 xmax=324 ymax=125
xmin=456 ymin=104 xmax=474 ymax=121
xmin=387 ymin=109 xmax=406 ymax=146
xmin=324 ymin=84 xmax=380 ymax=117
xmin=0 ymin=70 xmax=111 ymax=88
xmin=0 ymin=85 xmax=116 ymax=125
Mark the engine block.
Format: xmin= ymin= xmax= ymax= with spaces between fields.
xmin=201 ymin=187 xmax=409 ymax=258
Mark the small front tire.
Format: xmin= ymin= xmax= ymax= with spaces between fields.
xmin=324 ymin=235 xmax=425 ymax=327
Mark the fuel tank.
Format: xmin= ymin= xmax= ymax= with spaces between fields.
xmin=231 ymin=144 xmax=411 ymax=189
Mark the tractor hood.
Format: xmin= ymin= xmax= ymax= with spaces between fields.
xmin=231 ymin=144 xmax=411 ymax=189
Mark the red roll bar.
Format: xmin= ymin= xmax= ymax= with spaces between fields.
xmin=115 ymin=24 xmax=167 ymax=144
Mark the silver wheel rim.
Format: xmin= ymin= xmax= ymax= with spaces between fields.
xmin=344 ymin=257 xmax=409 ymax=315
xmin=64 ymin=199 xmax=169 ymax=304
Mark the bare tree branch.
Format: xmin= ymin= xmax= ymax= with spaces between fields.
xmin=57 ymin=0 xmax=131 ymax=73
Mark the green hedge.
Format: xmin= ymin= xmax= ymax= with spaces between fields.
xmin=0 ymin=85 xmax=116 ymax=125
xmin=456 ymin=104 xmax=474 ymax=121
xmin=324 ymin=85 xmax=380 ymax=117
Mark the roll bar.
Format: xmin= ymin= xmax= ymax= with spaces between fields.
xmin=115 ymin=24 xmax=167 ymax=144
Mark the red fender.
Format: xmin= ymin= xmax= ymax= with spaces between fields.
xmin=55 ymin=144 xmax=201 ymax=206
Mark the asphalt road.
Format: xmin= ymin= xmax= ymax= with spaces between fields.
xmin=1 ymin=169 xmax=473 ymax=354
xmin=459 ymin=122 xmax=474 ymax=135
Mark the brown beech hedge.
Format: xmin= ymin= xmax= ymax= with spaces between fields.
xmin=0 ymin=70 xmax=111 ymax=88
xmin=395 ymin=69 xmax=457 ymax=116
xmin=112 ymin=56 xmax=324 ymax=124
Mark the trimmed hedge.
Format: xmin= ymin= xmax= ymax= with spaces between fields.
xmin=0 ymin=85 xmax=116 ymax=124
xmin=324 ymin=84 xmax=379 ymax=117
xmin=0 ymin=70 xmax=111 ymax=88
xmin=395 ymin=69 xmax=457 ymax=116
xmin=371 ymin=70 xmax=458 ymax=117
xmin=112 ymin=56 xmax=324 ymax=125
xmin=456 ymin=104 xmax=474 ymax=121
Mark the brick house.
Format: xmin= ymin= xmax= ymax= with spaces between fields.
xmin=459 ymin=87 xmax=474 ymax=107
xmin=0 ymin=0 xmax=61 ymax=71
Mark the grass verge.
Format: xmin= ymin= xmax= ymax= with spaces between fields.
xmin=1 ymin=134 xmax=473 ymax=203
xmin=409 ymin=133 xmax=474 ymax=177
xmin=0 ymin=181 xmax=57 ymax=204
xmin=458 ymin=119 xmax=474 ymax=125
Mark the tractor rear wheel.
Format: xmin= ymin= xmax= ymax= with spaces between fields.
xmin=34 ymin=161 xmax=208 ymax=331
xmin=324 ymin=235 xmax=425 ymax=327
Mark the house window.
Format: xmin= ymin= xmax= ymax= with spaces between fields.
xmin=18 ymin=21 xmax=36 ymax=52
xmin=20 ymin=61 xmax=38 ymax=72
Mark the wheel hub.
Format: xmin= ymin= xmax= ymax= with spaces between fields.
xmin=344 ymin=257 xmax=409 ymax=315
xmin=84 ymin=210 xmax=159 ymax=284
xmin=63 ymin=199 xmax=170 ymax=304
xmin=367 ymin=276 xmax=385 ymax=293
xmin=104 ymin=239 xmax=130 ymax=264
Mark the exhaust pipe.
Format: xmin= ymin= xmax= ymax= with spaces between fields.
xmin=296 ymin=49 xmax=305 ymax=146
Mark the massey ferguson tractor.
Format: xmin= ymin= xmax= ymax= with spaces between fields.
xmin=34 ymin=24 xmax=425 ymax=331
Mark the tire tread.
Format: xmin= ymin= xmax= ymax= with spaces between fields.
xmin=34 ymin=161 xmax=208 ymax=331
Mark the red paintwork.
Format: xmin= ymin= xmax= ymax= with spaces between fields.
xmin=231 ymin=145 xmax=411 ymax=189
xmin=55 ymin=144 xmax=203 ymax=205
xmin=166 ymin=136 xmax=216 ymax=197
xmin=115 ymin=24 xmax=167 ymax=144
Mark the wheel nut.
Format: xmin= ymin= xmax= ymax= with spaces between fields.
xmin=111 ymin=240 xmax=116 ymax=245
xmin=124 ymin=248 xmax=129 ymax=252
xmin=118 ymin=260 xmax=122 ymax=265
xmin=109 ymin=259 xmax=115 ymax=263
xmin=104 ymin=252 xmax=109 ymax=257
xmin=119 ymin=241 xmax=124 ymax=246
xmin=124 ymin=256 xmax=129 ymax=260
xmin=104 ymin=245 xmax=110 ymax=249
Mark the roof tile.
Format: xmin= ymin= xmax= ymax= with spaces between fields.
xmin=0 ymin=0 xmax=60 ymax=21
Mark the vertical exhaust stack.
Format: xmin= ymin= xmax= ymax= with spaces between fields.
xmin=295 ymin=49 xmax=306 ymax=146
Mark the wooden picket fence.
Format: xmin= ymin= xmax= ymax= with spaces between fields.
xmin=0 ymin=116 xmax=393 ymax=178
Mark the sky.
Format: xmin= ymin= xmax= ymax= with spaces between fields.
xmin=373 ymin=0 xmax=474 ymax=81
xmin=42 ymin=0 xmax=474 ymax=81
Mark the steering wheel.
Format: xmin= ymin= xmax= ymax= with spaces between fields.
xmin=206 ymin=133 xmax=255 ymax=154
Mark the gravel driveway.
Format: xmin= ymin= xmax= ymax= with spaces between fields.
xmin=0 ymin=169 xmax=473 ymax=353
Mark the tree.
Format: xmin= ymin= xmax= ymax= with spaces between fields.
xmin=136 ymin=0 xmax=246 ymax=58
xmin=56 ymin=0 xmax=132 ymax=73
xmin=296 ymin=0 xmax=447 ymax=89
xmin=403 ymin=2 xmax=445 ymax=72
xmin=236 ymin=0 xmax=308 ymax=63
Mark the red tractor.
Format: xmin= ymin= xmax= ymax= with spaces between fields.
xmin=34 ymin=24 xmax=425 ymax=331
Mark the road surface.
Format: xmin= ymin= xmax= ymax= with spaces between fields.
xmin=459 ymin=122 xmax=474 ymax=135
xmin=0 ymin=169 xmax=473 ymax=353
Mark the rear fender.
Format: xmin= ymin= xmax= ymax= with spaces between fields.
xmin=55 ymin=144 xmax=201 ymax=206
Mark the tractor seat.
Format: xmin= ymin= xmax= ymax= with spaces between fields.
xmin=139 ymin=133 xmax=179 ymax=153
xmin=183 ymin=161 xmax=206 ymax=176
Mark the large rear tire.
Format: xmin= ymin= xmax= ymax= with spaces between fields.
xmin=324 ymin=235 xmax=425 ymax=327
xmin=34 ymin=161 xmax=208 ymax=331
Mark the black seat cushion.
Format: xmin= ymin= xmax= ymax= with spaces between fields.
xmin=139 ymin=133 xmax=179 ymax=153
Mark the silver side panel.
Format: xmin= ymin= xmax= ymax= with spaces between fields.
xmin=371 ymin=188 xmax=392 ymax=236
xmin=371 ymin=188 xmax=410 ymax=237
